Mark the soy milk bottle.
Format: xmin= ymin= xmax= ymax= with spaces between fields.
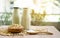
xmin=12 ymin=7 xmax=20 ymax=24
xmin=21 ymin=8 xmax=31 ymax=30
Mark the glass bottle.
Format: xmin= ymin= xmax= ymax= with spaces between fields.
xmin=21 ymin=8 xmax=31 ymax=30
xmin=12 ymin=7 xmax=20 ymax=24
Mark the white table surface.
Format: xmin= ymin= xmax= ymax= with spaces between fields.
xmin=0 ymin=25 xmax=60 ymax=38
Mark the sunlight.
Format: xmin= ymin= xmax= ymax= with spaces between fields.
xmin=43 ymin=15 xmax=60 ymax=22
xmin=14 ymin=0 xmax=60 ymax=13
xmin=14 ymin=0 xmax=34 ymax=8
xmin=14 ymin=0 xmax=60 ymax=22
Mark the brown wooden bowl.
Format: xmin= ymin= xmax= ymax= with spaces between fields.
xmin=8 ymin=24 xmax=24 ymax=33
xmin=8 ymin=28 xmax=24 ymax=33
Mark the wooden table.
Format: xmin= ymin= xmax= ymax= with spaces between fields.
xmin=0 ymin=26 xmax=60 ymax=38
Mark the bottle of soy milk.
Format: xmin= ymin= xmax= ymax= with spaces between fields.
xmin=12 ymin=7 xmax=20 ymax=24
xmin=21 ymin=8 xmax=31 ymax=30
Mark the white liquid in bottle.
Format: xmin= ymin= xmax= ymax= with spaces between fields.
xmin=21 ymin=8 xmax=31 ymax=30
xmin=12 ymin=7 xmax=20 ymax=25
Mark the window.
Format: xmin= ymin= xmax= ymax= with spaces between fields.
xmin=0 ymin=0 xmax=12 ymax=25
xmin=14 ymin=0 xmax=60 ymax=22
xmin=0 ymin=0 xmax=60 ymax=25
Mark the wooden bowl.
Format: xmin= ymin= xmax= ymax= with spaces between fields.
xmin=8 ymin=28 xmax=24 ymax=33
xmin=8 ymin=24 xmax=24 ymax=33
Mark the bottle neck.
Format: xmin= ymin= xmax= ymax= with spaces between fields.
xmin=13 ymin=7 xmax=19 ymax=14
xmin=23 ymin=8 xmax=28 ymax=14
